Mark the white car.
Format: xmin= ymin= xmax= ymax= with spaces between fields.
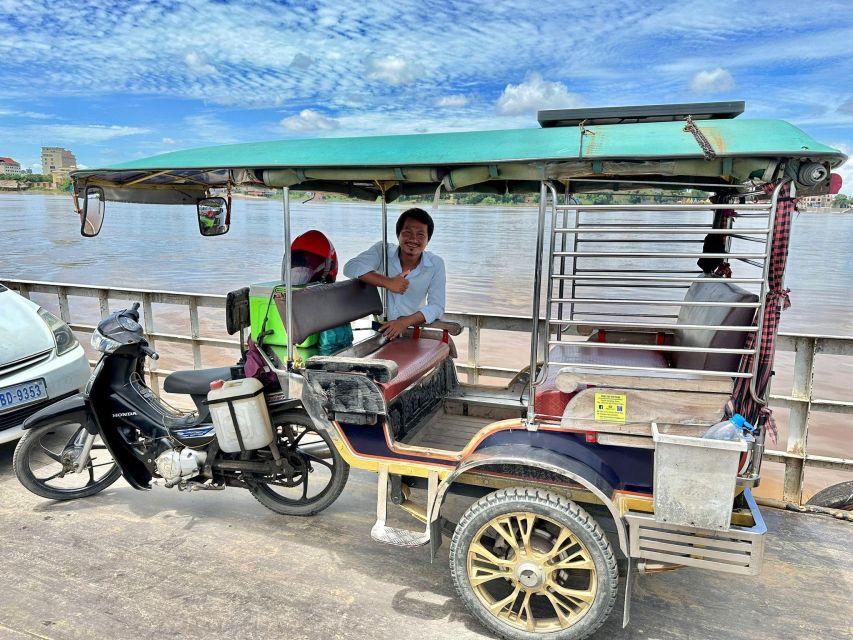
xmin=0 ymin=285 xmax=91 ymax=444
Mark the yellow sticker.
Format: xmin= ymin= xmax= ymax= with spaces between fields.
xmin=594 ymin=393 xmax=627 ymax=423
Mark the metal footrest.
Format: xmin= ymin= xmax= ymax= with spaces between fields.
xmin=370 ymin=523 xmax=430 ymax=547
xmin=371 ymin=466 xmax=437 ymax=548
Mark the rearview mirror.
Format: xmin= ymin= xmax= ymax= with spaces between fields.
xmin=197 ymin=197 xmax=230 ymax=236
xmin=81 ymin=187 xmax=105 ymax=237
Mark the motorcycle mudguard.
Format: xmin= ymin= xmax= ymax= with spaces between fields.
xmin=95 ymin=420 xmax=153 ymax=491
xmin=23 ymin=393 xmax=153 ymax=491
xmin=23 ymin=394 xmax=98 ymax=434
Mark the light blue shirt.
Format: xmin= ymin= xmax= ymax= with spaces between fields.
xmin=343 ymin=241 xmax=446 ymax=324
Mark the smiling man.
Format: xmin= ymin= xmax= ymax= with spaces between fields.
xmin=343 ymin=208 xmax=446 ymax=339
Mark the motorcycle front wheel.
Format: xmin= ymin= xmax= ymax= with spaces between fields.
xmin=13 ymin=422 xmax=122 ymax=500
xmin=245 ymin=410 xmax=349 ymax=516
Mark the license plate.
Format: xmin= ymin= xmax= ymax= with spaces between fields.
xmin=0 ymin=379 xmax=48 ymax=413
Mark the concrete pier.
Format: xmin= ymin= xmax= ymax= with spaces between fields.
xmin=0 ymin=442 xmax=850 ymax=640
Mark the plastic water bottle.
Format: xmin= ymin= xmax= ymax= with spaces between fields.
xmin=703 ymin=413 xmax=754 ymax=442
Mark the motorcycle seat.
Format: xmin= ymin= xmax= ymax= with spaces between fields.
xmin=163 ymin=367 xmax=233 ymax=396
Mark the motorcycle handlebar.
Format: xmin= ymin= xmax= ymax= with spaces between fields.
xmin=141 ymin=344 xmax=159 ymax=361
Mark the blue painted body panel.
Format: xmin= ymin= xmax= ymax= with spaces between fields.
xmin=337 ymin=420 xmax=654 ymax=492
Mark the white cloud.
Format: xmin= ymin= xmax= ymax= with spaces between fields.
xmin=162 ymin=137 xmax=177 ymax=145
xmin=367 ymin=55 xmax=415 ymax=85
xmin=38 ymin=124 xmax=149 ymax=143
xmin=185 ymin=52 xmax=216 ymax=75
xmin=495 ymin=74 xmax=582 ymax=116
xmin=690 ymin=67 xmax=735 ymax=94
xmin=0 ymin=109 xmax=55 ymax=120
xmin=281 ymin=109 xmax=339 ymax=132
xmin=436 ymin=95 xmax=469 ymax=108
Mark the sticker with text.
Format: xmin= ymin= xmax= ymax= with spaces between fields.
xmin=594 ymin=392 xmax=627 ymax=424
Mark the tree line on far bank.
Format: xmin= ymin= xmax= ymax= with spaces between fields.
xmin=0 ymin=173 xmax=71 ymax=190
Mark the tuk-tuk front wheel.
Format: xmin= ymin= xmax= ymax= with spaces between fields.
xmin=450 ymin=488 xmax=618 ymax=640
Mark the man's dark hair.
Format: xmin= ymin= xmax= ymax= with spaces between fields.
xmin=396 ymin=208 xmax=434 ymax=240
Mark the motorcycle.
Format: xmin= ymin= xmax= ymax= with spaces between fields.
xmin=12 ymin=302 xmax=349 ymax=515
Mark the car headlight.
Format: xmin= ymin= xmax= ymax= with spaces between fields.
xmin=90 ymin=328 xmax=123 ymax=354
xmin=37 ymin=308 xmax=79 ymax=356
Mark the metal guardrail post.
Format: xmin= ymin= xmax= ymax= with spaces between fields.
xmin=783 ymin=336 xmax=816 ymax=503
xmin=188 ymin=296 xmax=202 ymax=369
xmin=467 ymin=316 xmax=481 ymax=384
xmin=57 ymin=286 xmax=71 ymax=323
xmin=141 ymin=293 xmax=159 ymax=397
xmin=97 ymin=289 xmax=110 ymax=318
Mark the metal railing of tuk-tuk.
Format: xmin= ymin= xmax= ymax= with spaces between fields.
xmin=527 ymin=180 xmax=780 ymax=428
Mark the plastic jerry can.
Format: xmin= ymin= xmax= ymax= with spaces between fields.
xmin=207 ymin=378 xmax=274 ymax=453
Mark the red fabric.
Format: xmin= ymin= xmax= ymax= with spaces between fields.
xmin=367 ymin=338 xmax=450 ymax=400
xmin=726 ymin=181 xmax=795 ymax=443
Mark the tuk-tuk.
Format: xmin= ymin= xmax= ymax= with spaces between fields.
xmin=55 ymin=101 xmax=849 ymax=638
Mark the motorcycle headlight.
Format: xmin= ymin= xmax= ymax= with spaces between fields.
xmin=90 ymin=328 xmax=123 ymax=354
xmin=38 ymin=308 xmax=79 ymax=356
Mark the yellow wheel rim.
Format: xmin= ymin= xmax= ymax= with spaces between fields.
xmin=466 ymin=511 xmax=597 ymax=633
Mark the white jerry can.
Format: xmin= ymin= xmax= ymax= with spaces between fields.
xmin=207 ymin=378 xmax=274 ymax=453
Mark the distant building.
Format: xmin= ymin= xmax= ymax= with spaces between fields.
xmin=0 ymin=157 xmax=22 ymax=175
xmin=41 ymin=146 xmax=77 ymax=181
xmin=800 ymin=194 xmax=835 ymax=209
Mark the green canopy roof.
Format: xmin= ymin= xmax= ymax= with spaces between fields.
xmin=101 ymin=119 xmax=844 ymax=170
xmin=73 ymin=117 xmax=846 ymax=203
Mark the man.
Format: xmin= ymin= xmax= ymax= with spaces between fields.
xmin=343 ymin=208 xmax=445 ymax=340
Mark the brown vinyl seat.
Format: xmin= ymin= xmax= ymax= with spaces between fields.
xmin=366 ymin=338 xmax=450 ymax=401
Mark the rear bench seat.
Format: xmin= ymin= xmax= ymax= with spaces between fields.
xmin=535 ymin=278 xmax=758 ymax=417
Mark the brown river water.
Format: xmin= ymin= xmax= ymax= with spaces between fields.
xmin=1 ymin=194 xmax=851 ymax=501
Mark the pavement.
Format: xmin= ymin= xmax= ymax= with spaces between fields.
xmin=0 ymin=440 xmax=850 ymax=640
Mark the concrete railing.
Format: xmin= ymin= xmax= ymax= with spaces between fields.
xmin=3 ymin=277 xmax=850 ymax=505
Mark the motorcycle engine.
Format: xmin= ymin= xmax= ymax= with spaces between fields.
xmin=154 ymin=448 xmax=208 ymax=487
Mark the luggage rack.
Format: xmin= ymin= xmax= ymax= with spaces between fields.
xmin=527 ymin=181 xmax=780 ymax=423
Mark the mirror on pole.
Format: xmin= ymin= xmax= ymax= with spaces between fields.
xmin=197 ymin=197 xmax=230 ymax=236
xmin=80 ymin=187 xmax=106 ymax=237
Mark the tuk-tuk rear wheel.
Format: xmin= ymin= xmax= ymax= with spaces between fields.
xmin=450 ymin=487 xmax=618 ymax=640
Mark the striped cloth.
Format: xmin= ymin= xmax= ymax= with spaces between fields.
xmin=726 ymin=180 xmax=795 ymax=442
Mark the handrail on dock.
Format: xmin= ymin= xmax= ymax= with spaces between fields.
xmin=3 ymin=277 xmax=850 ymax=506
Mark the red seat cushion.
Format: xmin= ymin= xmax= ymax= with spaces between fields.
xmin=366 ymin=338 xmax=451 ymax=401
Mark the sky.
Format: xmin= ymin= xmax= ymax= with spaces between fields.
xmin=1 ymin=0 xmax=852 ymax=190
